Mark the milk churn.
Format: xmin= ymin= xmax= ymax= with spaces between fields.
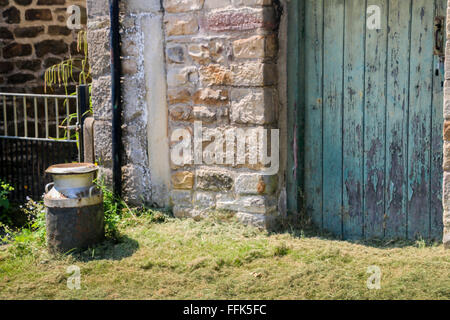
xmin=44 ymin=163 xmax=104 ymax=254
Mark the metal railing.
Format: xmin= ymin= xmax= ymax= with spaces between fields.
xmin=0 ymin=92 xmax=78 ymax=142
xmin=0 ymin=86 xmax=90 ymax=202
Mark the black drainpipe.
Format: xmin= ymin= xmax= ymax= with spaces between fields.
xmin=109 ymin=0 xmax=122 ymax=199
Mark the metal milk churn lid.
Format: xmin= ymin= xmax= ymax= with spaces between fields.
xmin=44 ymin=163 xmax=104 ymax=254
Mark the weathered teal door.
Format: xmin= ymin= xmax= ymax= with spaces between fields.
xmin=297 ymin=0 xmax=446 ymax=240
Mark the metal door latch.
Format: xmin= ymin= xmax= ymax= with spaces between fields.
xmin=434 ymin=16 xmax=445 ymax=57
xmin=434 ymin=16 xmax=445 ymax=85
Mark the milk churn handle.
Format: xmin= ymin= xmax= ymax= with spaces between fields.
xmin=45 ymin=182 xmax=54 ymax=194
xmin=89 ymin=186 xmax=97 ymax=197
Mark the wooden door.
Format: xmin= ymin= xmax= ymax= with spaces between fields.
xmin=300 ymin=0 xmax=446 ymax=240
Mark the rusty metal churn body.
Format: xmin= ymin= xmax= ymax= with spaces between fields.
xmin=44 ymin=163 xmax=104 ymax=253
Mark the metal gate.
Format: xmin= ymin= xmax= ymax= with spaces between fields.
xmin=0 ymin=86 xmax=90 ymax=202
xmin=289 ymin=0 xmax=446 ymax=240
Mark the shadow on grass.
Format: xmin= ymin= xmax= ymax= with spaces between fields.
xmin=69 ymin=235 xmax=140 ymax=262
xmin=269 ymin=212 xmax=442 ymax=250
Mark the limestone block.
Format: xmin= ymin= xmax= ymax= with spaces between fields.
xmin=230 ymin=62 xmax=277 ymax=86
xmin=443 ymin=172 xmax=450 ymax=212
xmin=165 ymin=14 xmax=199 ymax=36
xmin=168 ymin=88 xmax=192 ymax=105
xmin=172 ymin=171 xmax=195 ymax=189
xmin=444 ymin=142 xmax=450 ymax=172
xmin=165 ymin=0 xmax=204 ymax=13
xmin=167 ymin=66 xmax=199 ymax=87
xmin=194 ymin=192 xmax=216 ymax=209
xmin=199 ymin=64 xmax=232 ymax=86
xmin=196 ymin=170 xmax=233 ymax=191
xmin=231 ymin=88 xmax=276 ymax=124
xmin=235 ymin=173 xmax=277 ymax=195
xmin=216 ymin=194 xmax=274 ymax=214
xmin=193 ymin=88 xmax=229 ymax=106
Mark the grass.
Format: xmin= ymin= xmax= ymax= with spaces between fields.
xmin=0 ymin=212 xmax=449 ymax=300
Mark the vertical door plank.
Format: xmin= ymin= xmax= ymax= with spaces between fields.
xmin=385 ymin=0 xmax=411 ymax=239
xmin=342 ymin=0 xmax=366 ymax=239
xmin=364 ymin=0 xmax=388 ymax=239
xmin=408 ymin=0 xmax=434 ymax=239
xmin=430 ymin=0 xmax=446 ymax=239
xmin=304 ymin=0 xmax=324 ymax=229
xmin=323 ymin=0 xmax=345 ymax=237
xmin=287 ymin=0 xmax=301 ymax=214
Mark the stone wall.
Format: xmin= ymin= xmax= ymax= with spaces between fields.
xmin=86 ymin=0 xmax=283 ymax=227
xmin=443 ymin=0 xmax=450 ymax=248
xmin=0 ymin=0 xmax=87 ymax=93
xmin=86 ymin=0 xmax=161 ymax=206
xmin=164 ymin=0 xmax=281 ymax=228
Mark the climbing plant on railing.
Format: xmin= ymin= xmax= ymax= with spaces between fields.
xmin=44 ymin=30 xmax=91 ymax=94
xmin=44 ymin=30 xmax=92 ymax=142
